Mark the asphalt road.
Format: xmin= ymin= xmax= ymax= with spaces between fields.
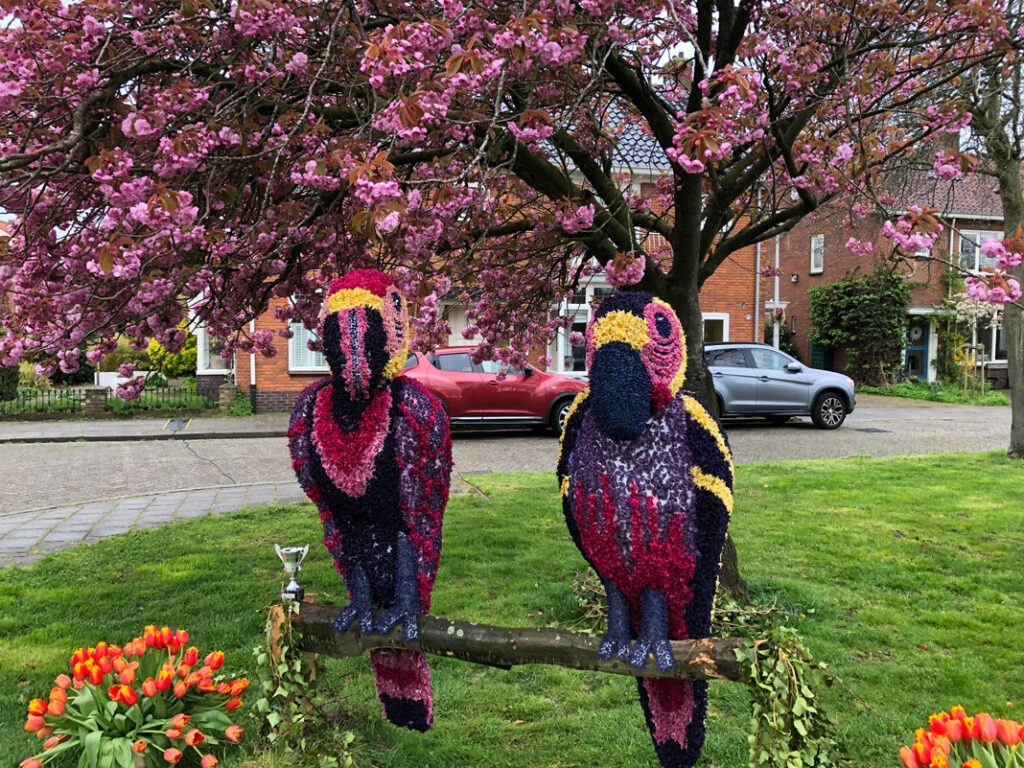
xmin=0 ymin=396 xmax=1011 ymax=514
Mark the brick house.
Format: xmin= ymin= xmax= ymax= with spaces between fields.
xmin=212 ymin=132 xmax=763 ymax=411
xmin=768 ymin=170 xmax=1007 ymax=384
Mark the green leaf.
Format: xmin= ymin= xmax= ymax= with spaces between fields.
xmin=111 ymin=738 xmax=134 ymax=768
xmin=83 ymin=730 xmax=102 ymax=768
xmin=792 ymin=697 xmax=807 ymax=716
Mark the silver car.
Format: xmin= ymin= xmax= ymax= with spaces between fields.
xmin=705 ymin=343 xmax=856 ymax=429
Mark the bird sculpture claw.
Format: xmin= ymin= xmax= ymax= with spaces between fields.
xmin=374 ymin=533 xmax=421 ymax=642
xmin=626 ymin=588 xmax=675 ymax=672
xmin=599 ymin=580 xmax=634 ymax=662
xmin=333 ymin=565 xmax=375 ymax=635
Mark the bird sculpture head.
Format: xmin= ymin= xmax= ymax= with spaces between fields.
xmin=319 ymin=269 xmax=409 ymax=399
xmin=585 ymin=290 xmax=686 ymax=441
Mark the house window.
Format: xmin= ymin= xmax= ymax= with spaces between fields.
xmin=702 ymin=313 xmax=729 ymax=343
xmin=552 ymin=282 xmax=613 ymax=373
xmin=195 ymin=327 xmax=231 ymax=374
xmin=810 ymin=234 xmax=824 ymax=274
xmin=959 ymin=230 xmax=1004 ymax=272
xmin=289 ymin=323 xmax=328 ymax=371
xmin=968 ymin=313 xmax=1006 ymax=361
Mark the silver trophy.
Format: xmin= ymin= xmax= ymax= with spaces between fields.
xmin=275 ymin=544 xmax=309 ymax=603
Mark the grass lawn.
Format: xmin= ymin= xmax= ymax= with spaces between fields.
xmin=859 ymin=380 xmax=1010 ymax=406
xmin=2 ymin=452 xmax=1023 ymax=767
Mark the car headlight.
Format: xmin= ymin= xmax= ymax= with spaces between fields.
xmin=846 ymin=378 xmax=854 ymax=388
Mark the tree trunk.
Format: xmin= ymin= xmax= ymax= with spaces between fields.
xmin=291 ymin=604 xmax=751 ymax=682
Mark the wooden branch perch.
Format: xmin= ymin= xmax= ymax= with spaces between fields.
xmin=292 ymin=602 xmax=750 ymax=683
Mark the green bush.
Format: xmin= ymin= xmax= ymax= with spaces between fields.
xmin=859 ymin=379 xmax=1010 ymax=406
xmin=95 ymin=340 xmax=151 ymax=373
xmin=227 ymin=387 xmax=253 ymax=417
xmin=147 ymin=322 xmax=198 ymax=378
xmin=0 ymin=388 xmax=82 ymax=415
xmin=106 ymin=390 xmax=213 ymax=414
xmin=0 ymin=366 xmax=17 ymax=401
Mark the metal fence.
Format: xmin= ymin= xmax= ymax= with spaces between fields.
xmin=0 ymin=387 xmax=85 ymax=415
xmin=105 ymin=385 xmax=213 ymax=413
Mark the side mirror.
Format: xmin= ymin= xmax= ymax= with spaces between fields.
xmin=785 ymin=362 xmax=802 ymax=373
xmin=523 ymin=366 xmax=534 ymax=377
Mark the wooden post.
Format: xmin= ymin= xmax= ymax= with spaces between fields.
xmin=290 ymin=602 xmax=750 ymax=683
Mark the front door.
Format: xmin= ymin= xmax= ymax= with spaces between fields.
xmin=905 ymin=318 xmax=930 ymax=380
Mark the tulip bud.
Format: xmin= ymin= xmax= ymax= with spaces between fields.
xmin=98 ymin=657 xmax=113 ymax=675
xmin=19 ymin=758 xmax=41 ymax=768
xmin=929 ymin=715 xmax=947 ymax=736
xmin=163 ymin=748 xmax=182 ymax=764
xmin=132 ymin=740 xmax=147 ymax=753
xmin=55 ymin=674 xmax=71 ymax=689
xmin=975 ymin=713 xmax=997 ymax=743
xmin=27 ymin=699 xmax=47 ymax=717
xmin=175 ymin=629 xmax=189 ymax=645
xmin=165 ymin=727 xmax=182 ymax=740
xmin=225 ymin=725 xmax=243 ymax=743
xmin=49 ymin=687 xmax=67 ymax=704
xmin=185 ymin=729 xmax=205 ymax=747
xmin=37 ymin=725 xmax=54 ymax=740
xmin=119 ymin=668 xmax=135 ymax=686
xmin=176 ymin=663 xmax=191 ymax=679
xmin=996 ymin=719 xmax=1020 ymax=746
xmin=47 ymin=699 xmax=65 ymax=717
xmin=141 ymin=678 xmax=157 ymax=698
xmin=94 ymin=642 xmax=108 ymax=660
xmin=173 ymin=680 xmax=188 ymax=698
xmin=945 ymin=720 xmax=964 ymax=742
xmin=205 ymin=651 xmax=224 ymax=670
xmin=201 ymin=755 xmax=219 ymax=768
xmin=43 ymin=735 xmax=65 ymax=750
xmin=161 ymin=627 xmax=173 ymax=648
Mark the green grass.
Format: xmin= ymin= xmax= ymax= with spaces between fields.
xmin=859 ymin=379 xmax=1011 ymax=405
xmin=3 ymin=453 xmax=1024 ymax=767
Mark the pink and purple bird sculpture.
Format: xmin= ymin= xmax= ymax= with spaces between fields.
xmin=557 ymin=290 xmax=734 ymax=768
xmin=288 ymin=269 xmax=452 ymax=732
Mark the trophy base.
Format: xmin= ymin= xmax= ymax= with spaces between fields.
xmin=282 ymin=586 xmax=305 ymax=603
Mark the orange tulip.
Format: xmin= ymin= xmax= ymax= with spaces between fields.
xmin=43 ymin=734 xmax=68 ymax=749
xmin=215 ymin=683 xmax=231 ymax=695
xmin=47 ymin=699 xmax=65 ymax=717
xmin=183 ymin=647 xmax=199 ymax=666
xmin=161 ymin=627 xmax=173 ymax=647
xmin=229 ymin=678 xmax=249 ymax=696
xmin=165 ymin=727 xmax=182 ymax=740
xmin=974 ymin=713 xmax=997 ymax=743
xmin=107 ymin=645 xmax=122 ymax=658
xmin=119 ymin=668 xmax=135 ymax=686
xmin=201 ymin=755 xmax=218 ymax=768
xmin=163 ymin=748 xmax=182 ymax=764
xmin=24 ymin=715 xmax=46 ymax=733
xmin=156 ymin=669 xmax=173 ymax=692
xmin=175 ymin=629 xmax=189 ymax=645
xmin=132 ymin=740 xmax=147 ymax=753
xmin=55 ymin=674 xmax=71 ymax=689
xmin=900 ymin=745 xmax=922 ymax=768
xmin=27 ymin=699 xmax=47 ymax=717
xmin=88 ymin=664 xmax=104 ymax=686
xmin=173 ymin=680 xmax=188 ymax=698
xmin=962 ymin=760 xmax=982 ymax=768
xmin=19 ymin=758 xmax=41 ymax=768
xmin=946 ymin=720 xmax=964 ymax=742
xmin=176 ymin=663 xmax=191 ymax=679
xmin=37 ymin=725 xmax=54 ymax=740
xmin=49 ymin=687 xmax=67 ymax=704
xmin=225 ymin=725 xmax=243 ymax=743
xmin=950 ymin=706 xmax=966 ymax=720
xmin=170 ymin=714 xmax=191 ymax=729
xmin=205 ymin=651 xmax=224 ymax=670
xmin=197 ymin=678 xmax=216 ymax=693
xmin=184 ymin=729 xmax=205 ymax=746
xmin=225 ymin=697 xmax=243 ymax=711
xmin=141 ymin=678 xmax=157 ymax=698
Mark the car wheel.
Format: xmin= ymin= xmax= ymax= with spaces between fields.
xmin=765 ymin=415 xmax=790 ymax=425
xmin=551 ymin=397 xmax=575 ymax=434
xmin=811 ymin=392 xmax=846 ymax=429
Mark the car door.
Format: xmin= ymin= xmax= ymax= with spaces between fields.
xmin=748 ymin=347 xmax=814 ymax=413
xmin=472 ymin=360 xmax=537 ymax=417
xmin=706 ymin=347 xmax=758 ymax=414
xmin=426 ymin=351 xmax=480 ymax=421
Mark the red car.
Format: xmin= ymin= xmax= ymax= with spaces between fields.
xmin=402 ymin=347 xmax=587 ymax=433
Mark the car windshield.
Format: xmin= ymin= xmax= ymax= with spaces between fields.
xmin=707 ymin=348 xmax=748 ymax=367
xmin=479 ymin=360 xmax=526 ymax=375
xmin=749 ymin=348 xmax=793 ymax=369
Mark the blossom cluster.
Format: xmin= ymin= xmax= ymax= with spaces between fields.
xmin=900 ymin=706 xmax=1024 ymax=768
xmin=21 ymin=626 xmax=244 ymax=768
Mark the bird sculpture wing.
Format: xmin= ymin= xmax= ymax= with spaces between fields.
xmin=557 ymin=387 xmax=590 ymax=555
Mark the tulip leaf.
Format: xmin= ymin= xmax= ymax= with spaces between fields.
xmin=83 ymin=729 xmax=102 ymax=768
xmin=126 ymin=704 xmax=143 ymax=728
xmin=111 ymin=738 xmax=133 ymax=768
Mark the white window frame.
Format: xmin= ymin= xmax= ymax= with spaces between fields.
xmin=969 ymin=312 xmax=1006 ymax=362
xmin=194 ymin=326 xmax=232 ymax=375
xmin=550 ymin=280 xmax=614 ymax=373
xmin=959 ymin=230 xmax=1004 ymax=273
xmin=288 ymin=322 xmax=329 ymax=372
xmin=701 ymin=312 xmax=730 ymax=343
xmin=810 ymin=234 xmax=824 ymax=275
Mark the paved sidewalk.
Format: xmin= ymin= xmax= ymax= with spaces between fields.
xmin=0 ymin=482 xmax=307 ymax=567
xmin=0 ymin=413 xmax=289 ymax=443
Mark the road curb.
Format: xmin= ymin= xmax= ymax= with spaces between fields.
xmin=0 ymin=430 xmax=288 ymax=445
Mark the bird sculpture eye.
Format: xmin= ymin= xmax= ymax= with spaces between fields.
xmin=654 ymin=314 xmax=672 ymax=338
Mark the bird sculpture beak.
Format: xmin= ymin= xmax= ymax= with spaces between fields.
xmin=589 ymin=341 xmax=652 ymax=441
xmin=335 ymin=306 xmax=372 ymax=399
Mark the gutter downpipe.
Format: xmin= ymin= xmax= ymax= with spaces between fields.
xmin=772 ymin=235 xmax=781 ymax=349
xmin=249 ymin=319 xmax=258 ymax=411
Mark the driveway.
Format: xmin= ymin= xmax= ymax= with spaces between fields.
xmin=0 ymin=395 xmax=1010 ymax=515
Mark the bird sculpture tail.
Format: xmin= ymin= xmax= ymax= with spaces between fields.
xmin=370 ymin=648 xmax=434 ymax=731
xmin=637 ymin=677 xmax=708 ymax=768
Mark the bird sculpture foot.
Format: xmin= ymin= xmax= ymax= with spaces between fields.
xmin=334 ymin=565 xmax=375 ymax=635
xmin=627 ymin=587 xmax=675 ymax=671
xmin=375 ymin=605 xmax=420 ymax=642
xmin=373 ymin=532 xmax=421 ymax=642
xmin=599 ymin=579 xmax=633 ymax=662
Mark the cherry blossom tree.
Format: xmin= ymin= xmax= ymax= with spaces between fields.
xmin=0 ymin=0 xmax=1010 ymax=408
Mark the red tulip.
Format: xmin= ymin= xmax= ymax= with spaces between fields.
xmin=72 ymin=662 xmax=86 ymax=682
xmin=156 ymin=669 xmax=173 ymax=692
xmin=163 ymin=748 xmax=182 ymax=764
xmin=225 ymin=725 xmax=243 ymax=743
xmin=229 ymin=678 xmax=249 ymax=696
xmin=132 ymin=740 xmax=147 ymax=753
xmin=161 ymin=627 xmax=173 ymax=648
xmin=945 ymin=720 xmax=964 ymax=742
xmin=950 ymin=706 xmax=966 ymax=720
xmin=184 ymin=729 xmax=205 ymax=747
xmin=98 ymin=657 xmax=113 ymax=675
xmin=996 ymin=719 xmax=1020 ymax=746
xmin=26 ymin=699 xmax=47 ymax=717
xmin=197 ymin=678 xmax=216 ymax=693
xmin=929 ymin=715 xmax=947 ymax=736
xmin=144 ymin=627 xmax=156 ymax=647
xmin=900 ymin=745 xmax=921 ymax=768
xmin=183 ymin=647 xmax=199 ymax=666
xmin=205 ymin=651 xmax=224 ymax=670
xmin=225 ymin=697 xmax=243 ymax=711
xmin=93 ymin=642 xmax=108 ymax=660
xmin=201 ymin=755 xmax=218 ymax=768
xmin=120 ymin=686 xmax=138 ymax=707
xmin=107 ymin=645 xmax=122 ymax=658
xmin=54 ymin=674 xmax=71 ymax=689
xmin=170 ymin=714 xmax=191 ymax=729
xmin=88 ymin=664 xmax=104 ymax=686
xmin=974 ymin=713 xmax=997 ymax=743
xmin=119 ymin=668 xmax=135 ymax=686
xmin=141 ymin=678 xmax=157 ymax=698
xmin=215 ymin=683 xmax=231 ymax=695
xmin=175 ymin=629 xmax=189 ymax=645
xmin=173 ymin=680 xmax=188 ymax=698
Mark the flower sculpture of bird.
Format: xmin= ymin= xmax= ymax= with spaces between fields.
xmin=288 ymin=269 xmax=452 ymax=732
xmin=557 ymin=290 xmax=734 ymax=768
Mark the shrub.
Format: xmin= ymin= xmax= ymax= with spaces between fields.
xmin=147 ymin=322 xmax=198 ymax=378
xmin=0 ymin=365 xmax=17 ymax=400
xmin=106 ymin=390 xmax=213 ymax=414
xmin=95 ymin=340 xmax=150 ymax=373
xmin=227 ymin=387 xmax=253 ymax=417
